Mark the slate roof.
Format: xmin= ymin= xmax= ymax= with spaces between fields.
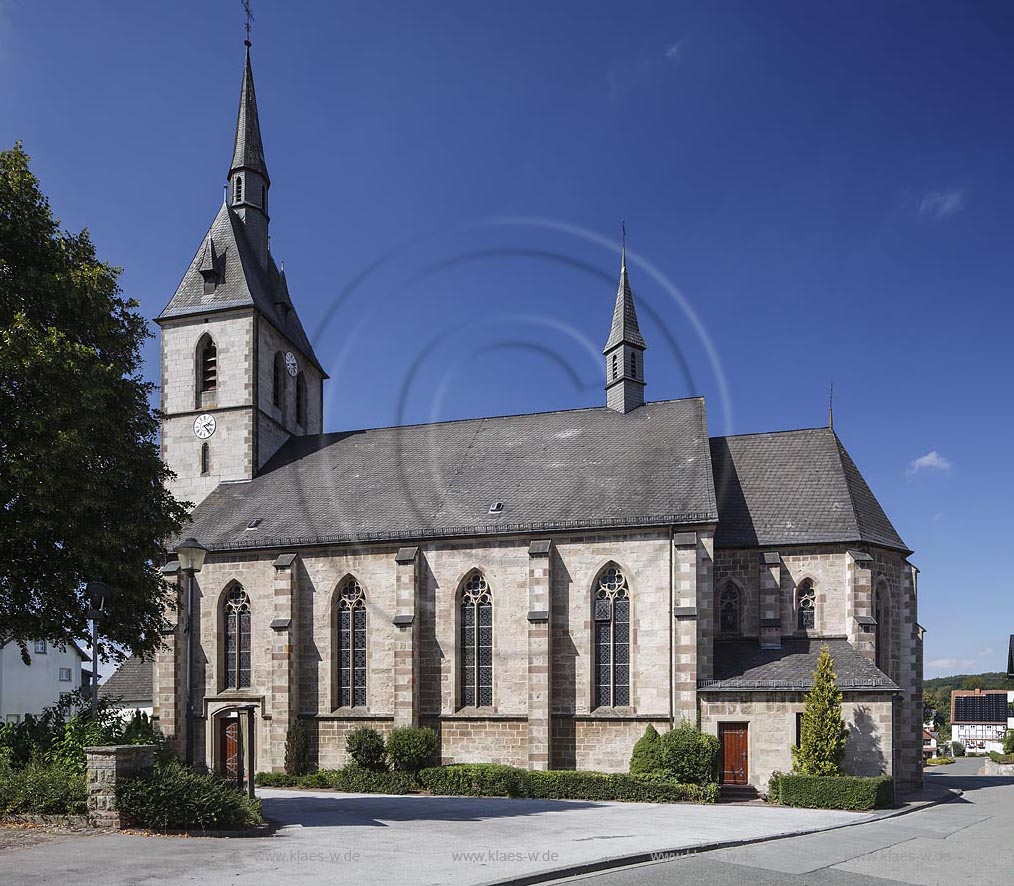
xmin=230 ymin=43 xmax=269 ymax=183
xmin=710 ymin=428 xmax=908 ymax=552
xmin=603 ymin=249 xmax=645 ymax=352
xmin=701 ymin=638 xmax=898 ymax=691
xmin=99 ymin=657 xmax=153 ymax=706
xmin=156 ymin=201 xmax=323 ymax=373
xmin=183 ymin=397 xmax=717 ymax=550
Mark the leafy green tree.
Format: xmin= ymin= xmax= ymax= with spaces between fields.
xmin=792 ymin=645 xmax=848 ymax=776
xmin=0 ymin=143 xmax=188 ymax=660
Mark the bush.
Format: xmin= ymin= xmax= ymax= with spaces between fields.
xmin=385 ymin=726 xmax=437 ymax=773
xmin=777 ymin=774 xmax=893 ymax=811
xmin=284 ymin=720 xmax=311 ymax=777
xmin=254 ymin=771 xmax=300 ymax=787
xmin=418 ymin=764 xmax=719 ymax=804
xmin=658 ymin=721 xmax=720 ymax=785
xmin=792 ymin=645 xmax=847 ymax=776
xmin=951 ymin=741 xmax=965 ymax=757
xmin=987 ymin=751 xmax=1014 ymax=765
xmin=0 ymin=759 xmax=86 ymax=815
xmin=346 ymin=727 xmax=387 ymax=772
xmin=1003 ymin=730 xmax=1014 ymax=757
xmin=767 ymin=770 xmax=785 ymax=803
xmin=254 ymin=765 xmax=416 ymax=794
xmin=925 ymin=757 xmax=954 ymax=766
xmin=116 ymin=760 xmax=263 ymax=831
xmin=630 ymin=724 xmax=664 ymax=776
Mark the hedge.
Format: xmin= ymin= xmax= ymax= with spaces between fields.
xmin=925 ymin=757 xmax=954 ymax=767
xmin=116 ymin=760 xmax=263 ymax=831
xmin=987 ymin=751 xmax=1014 ymax=765
xmin=0 ymin=760 xmax=86 ymax=815
xmin=255 ymin=764 xmax=417 ymax=794
xmin=770 ymin=774 xmax=893 ymax=811
xmin=419 ymin=764 xmax=718 ymax=804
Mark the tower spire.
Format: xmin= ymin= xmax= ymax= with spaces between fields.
xmin=230 ymin=41 xmax=269 ymax=185
xmin=603 ymin=224 xmax=647 ymax=413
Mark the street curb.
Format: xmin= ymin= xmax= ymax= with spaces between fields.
xmin=475 ymin=787 xmax=963 ymax=886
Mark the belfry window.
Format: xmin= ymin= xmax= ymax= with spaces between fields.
xmin=460 ymin=572 xmax=493 ymax=707
xmin=295 ymin=372 xmax=307 ymax=427
xmin=797 ymin=581 xmax=816 ymax=631
xmin=272 ymin=352 xmax=284 ymax=408
xmin=594 ymin=564 xmax=630 ymax=708
xmin=234 ymin=175 xmax=243 ymax=204
xmin=611 ymin=353 xmax=618 ymax=380
xmin=719 ymin=584 xmax=741 ymax=634
xmin=223 ymin=586 xmax=251 ymax=690
xmin=198 ymin=337 xmax=217 ymax=394
xmin=336 ymin=578 xmax=367 ymax=708
xmin=629 ymin=351 xmax=637 ymax=379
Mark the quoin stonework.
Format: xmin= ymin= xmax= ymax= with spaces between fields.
xmin=153 ymin=41 xmax=924 ymax=792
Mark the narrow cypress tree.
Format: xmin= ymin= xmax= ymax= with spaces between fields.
xmin=792 ymin=644 xmax=848 ymax=776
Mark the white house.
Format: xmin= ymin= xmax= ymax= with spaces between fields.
xmin=950 ymin=689 xmax=1012 ymax=755
xmin=99 ymin=657 xmax=153 ymax=720
xmin=0 ymin=640 xmax=90 ymax=723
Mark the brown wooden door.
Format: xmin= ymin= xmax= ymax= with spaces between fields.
xmin=719 ymin=723 xmax=749 ymax=785
xmin=221 ymin=720 xmax=239 ymax=779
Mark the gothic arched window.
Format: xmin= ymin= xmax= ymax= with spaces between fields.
xmin=460 ymin=572 xmax=493 ymax=707
xmin=295 ymin=372 xmax=307 ymax=427
xmin=200 ymin=442 xmax=210 ymax=476
xmin=797 ymin=581 xmax=816 ymax=631
xmin=611 ymin=353 xmax=618 ymax=380
xmin=272 ymin=352 xmax=284 ymax=408
xmin=336 ymin=577 xmax=367 ymax=708
xmin=198 ymin=336 xmax=217 ymax=394
xmin=223 ymin=586 xmax=251 ymax=689
xmin=719 ymin=584 xmax=741 ymax=635
xmin=594 ymin=564 xmax=630 ymax=708
xmin=234 ymin=175 xmax=243 ymax=204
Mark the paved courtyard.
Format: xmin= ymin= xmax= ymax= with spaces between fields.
xmin=2 ymin=789 xmax=879 ymax=886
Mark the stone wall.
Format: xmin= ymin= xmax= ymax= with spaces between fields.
xmin=699 ymin=691 xmax=895 ymax=791
xmin=85 ymin=744 xmax=155 ymax=829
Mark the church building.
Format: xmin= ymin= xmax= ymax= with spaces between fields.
xmin=153 ymin=43 xmax=923 ymax=792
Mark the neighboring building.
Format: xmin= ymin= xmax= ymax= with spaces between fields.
xmin=100 ymin=657 xmax=154 ymax=719
xmin=153 ymin=40 xmax=924 ymax=792
xmin=950 ymin=689 xmax=1011 ymax=755
xmin=0 ymin=640 xmax=90 ymax=723
xmin=922 ymin=729 xmax=938 ymax=759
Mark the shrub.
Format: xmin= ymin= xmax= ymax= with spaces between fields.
xmin=317 ymin=764 xmax=417 ymax=794
xmin=766 ymin=770 xmax=785 ymax=803
xmin=987 ymin=751 xmax=1014 ymax=765
xmin=116 ymin=760 xmax=263 ymax=831
xmin=346 ymin=727 xmax=387 ymax=772
xmin=385 ymin=726 xmax=437 ymax=773
xmin=925 ymin=757 xmax=954 ymax=766
xmin=254 ymin=771 xmax=300 ymax=787
xmin=419 ymin=764 xmax=526 ymax=797
xmin=658 ymin=721 xmax=720 ymax=785
xmin=792 ymin=645 xmax=847 ymax=776
xmin=777 ymin=774 xmax=893 ymax=811
xmin=1003 ymin=730 xmax=1014 ymax=757
xmin=0 ymin=759 xmax=86 ymax=815
xmin=284 ymin=720 xmax=311 ymax=777
xmin=951 ymin=741 xmax=965 ymax=757
xmin=630 ymin=724 xmax=664 ymax=776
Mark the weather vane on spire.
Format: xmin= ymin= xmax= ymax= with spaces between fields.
xmin=621 ymin=221 xmax=627 ymax=268
xmin=241 ymin=0 xmax=254 ymax=45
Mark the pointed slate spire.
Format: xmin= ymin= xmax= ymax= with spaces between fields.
xmin=603 ymin=227 xmax=646 ymax=352
xmin=230 ymin=42 xmax=270 ymax=185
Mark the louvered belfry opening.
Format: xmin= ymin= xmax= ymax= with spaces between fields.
xmin=200 ymin=339 xmax=218 ymax=393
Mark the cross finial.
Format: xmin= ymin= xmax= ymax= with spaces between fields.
xmin=621 ymin=221 xmax=627 ymax=270
xmin=242 ymin=0 xmax=254 ymax=45
xmin=828 ymin=382 xmax=834 ymax=430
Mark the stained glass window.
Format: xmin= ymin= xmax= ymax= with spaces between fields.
xmin=337 ymin=578 xmax=367 ymax=707
xmin=460 ymin=572 xmax=493 ymax=707
xmin=719 ymin=585 xmax=741 ymax=634
xmin=594 ymin=565 xmax=630 ymax=708
xmin=224 ymin=586 xmax=251 ymax=689
xmin=798 ymin=581 xmax=816 ymax=631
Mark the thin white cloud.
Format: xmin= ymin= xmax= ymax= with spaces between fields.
xmin=907 ymin=451 xmax=952 ymax=476
xmin=607 ymin=38 xmax=686 ymax=102
xmin=918 ymin=188 xmax=966 ymax=221
xmin=977 ymin=648 xmax=994 ymax=659
xmin=665 ymin=39 xmax=686 ymax=62
xmin=926 ymin=658 xmax=961 ymax=671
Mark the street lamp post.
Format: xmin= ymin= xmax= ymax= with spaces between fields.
xmin=85 ymin=581 xmax=112 ymax=718
xmin=175 ymin=538 xmax=208 ymax=766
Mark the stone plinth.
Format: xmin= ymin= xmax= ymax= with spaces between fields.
xmin=85 ymin=744 xmax=156 ymax=829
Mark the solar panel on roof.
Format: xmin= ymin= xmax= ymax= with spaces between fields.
xmin=953 ymin=694 xmax=1008 ymax=723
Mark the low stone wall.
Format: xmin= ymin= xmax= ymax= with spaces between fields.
xmin=982 ymin=758 xmax=1014 ymax=777
xmin=85 ymin=744 xmax=155 ymax=829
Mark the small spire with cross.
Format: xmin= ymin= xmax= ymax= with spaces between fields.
xmin=241 ymin=0 xmax=254 ymax=46
xmin=828 ymin=383 xmax=835 ymax=430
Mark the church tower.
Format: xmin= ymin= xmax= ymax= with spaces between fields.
xmin=603 ymin=235 xmax=646 ymax=413
xmin=156 ymin=41 xmax=326 ymax=509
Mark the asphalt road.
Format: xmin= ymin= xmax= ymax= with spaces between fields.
xmin=560 ymin=757 xmax=1011 ymax=886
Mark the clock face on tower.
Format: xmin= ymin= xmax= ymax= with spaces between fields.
xmin=193 ymin=413 xmax=217 ymax=440
xmin=285 ymin=351 xmax=298 ymax=377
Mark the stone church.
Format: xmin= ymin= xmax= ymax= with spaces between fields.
xmin=153 ymin=44 xmax=923 ymax=791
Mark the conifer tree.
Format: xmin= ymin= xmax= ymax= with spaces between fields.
xmin=792 ymin=644 xmax=848 ymax=776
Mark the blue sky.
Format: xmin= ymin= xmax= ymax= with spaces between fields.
xmin=2 ymin=1 xmax=1011 ymax=678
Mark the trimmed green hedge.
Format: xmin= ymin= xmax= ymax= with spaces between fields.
xmin=116 ymin=760 xmax=263 ymax=831
xmin=418 ymin=764 xmax=718 ymax=804
xmin=255 ymin=764 xmax=417 ymax=794
xmin=769 ymin=774 xmax=893 ymax=811
xmin=0 ymin=760 xmax=86 ymax=815
xmin=925 ymin=757 xmax=954 ymax=766
xmin=987 ymin=751 xmax=1014 ymax=765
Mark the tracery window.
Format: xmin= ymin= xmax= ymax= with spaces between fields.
xmin=460 ymin=572 xmax=493 ymax=707
xmin=797 ymin=581 xmax=816 ymax=631
xmin=336 ymin=578 xmax=367 ymax=708
xmin=719 ymin=584 xmax=741 ymax=634
xmin=594 ymin=564 xmax=630 ymax=707
xmin=223 ymin=586 xmax=251 ymax=689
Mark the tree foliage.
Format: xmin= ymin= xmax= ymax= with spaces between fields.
xmin=792 ymin=644 xmax=848 ymax=776
xmin=0 ymin=143 xmax=188 ymax=659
